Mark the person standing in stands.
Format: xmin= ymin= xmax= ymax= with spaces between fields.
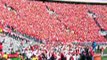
xmin=85 ymin=46 xmax=92 ymax=60
xmin=70 ymin=55 xmax=74 ymax=60
xmin=49 ymin=53 xmax=56 ymax=60
xmin=60 ymin=53 xmax=66 ymax=60
xmin=38 ymin=54 xmax=42 ymax=60
xmin=80 ymin=51 xmax=85 ymax=60
xmin=3 ymin=52 xmax=8 ymax=60
xmin=41 ymin=53 xmax=47 ymax=60
xmin=31 ymin=55 xmax=38 ymax=60
xmin=92 ymin=41 xmax=97 ymax=52
xmin=0 ymin=54 xmax=3 ymax=60
xmin=0 ymin=42 xmax=2 ymax=52
xmin=25 ymin=49 xmax=32 ymax=60
xmin=0 ymin=27 xmax=3 ymax=33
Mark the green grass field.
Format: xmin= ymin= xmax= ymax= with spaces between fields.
xmin=104 ymin=48 xmax=107 ymax=54
xmin=102 ymin=48 xmax=107 ymax=60
xmin=96 ymin=48 xmax=107 ymax=60
xmin=102 ymin=56 xmax=107 ymax=60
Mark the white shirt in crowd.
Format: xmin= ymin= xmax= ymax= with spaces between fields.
xmin=66 ymin=54 xmax=71 ymax=60
xmin=73 ymin=55 xmax=76 ymax=60
xmin=33 ymin=50 xmax=37 ymax=55
xmin=76 ymin=55 xmax=80 ymax=60
xmin=26 ymin=50 xmax=33 ymax=58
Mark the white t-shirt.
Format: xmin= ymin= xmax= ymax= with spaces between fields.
xmin=33 ymin=50 xmax=37 ymax=55
xmin=66 ymin=54 xmax=70 ymax=60
xmin=26 ymin=50 xmax=33 ymax=58
xmin=56 ymin=55 xmax=60 ymax=60
xmin=73 ymin=55 xmax=76 ymax=60
xmin=47 ymin=52 xmax=51 ymax=59
xmin=76 ymin=55 xmax=80 ymax=60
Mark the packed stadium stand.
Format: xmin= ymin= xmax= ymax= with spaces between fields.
xmin=0 ymin=0 xmax=107 ymax=43
xmin=0 ymin=0 xmax=107 ymax=60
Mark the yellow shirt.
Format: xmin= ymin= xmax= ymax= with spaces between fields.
xmin=3 ymin=54 xmax=8 ymax=59
xmin=0 ymin=28 xmax=2 ymax=33
xmin=32 ymin=56 xmax=38 ymax=60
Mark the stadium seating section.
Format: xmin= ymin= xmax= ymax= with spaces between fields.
xmin=0 ymin=0 xmax=107 ymax=43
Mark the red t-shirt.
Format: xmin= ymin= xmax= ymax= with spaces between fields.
xmin=38 ymin=55 xmax=42 ymax=60
xmin=90 ymin=50 xmax=94 ymax=56
xmin=101 ymin=47 xmax=104 ymax=51
xmin=70 ymin=56 xmax=74 ymax=60
xmin=0 ymin=44 xmax=2 ymax=50
xmin=8 ymin=53 xmax=19 ymax=58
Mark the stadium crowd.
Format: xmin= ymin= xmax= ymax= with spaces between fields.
xmin=0 ymin=38 xmax=97 ymax=60
xmin=0 ymin=31 xmax=106 ymax=60
xmin=0 ymin=0 xmax=107 ymax=42
xmin=0 ymin=0 xmax=107 ymax=60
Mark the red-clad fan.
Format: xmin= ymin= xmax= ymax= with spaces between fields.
xmin=59 ymin=53 xmax=66 ymax=60
xmin=0 ymin=42 xmax=2 ymax=52
xmin=0 ymin=51 xmax=4 ymax=57
xmin=38 ymin=55 xmax=42 ymax=60
xmin=70 ymin=56 xmax=74 ymax=60
xmin=8 ymin=53 xmax=19 ymax=58
xmin=30 ymin=45 xmax=35 ymax=51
